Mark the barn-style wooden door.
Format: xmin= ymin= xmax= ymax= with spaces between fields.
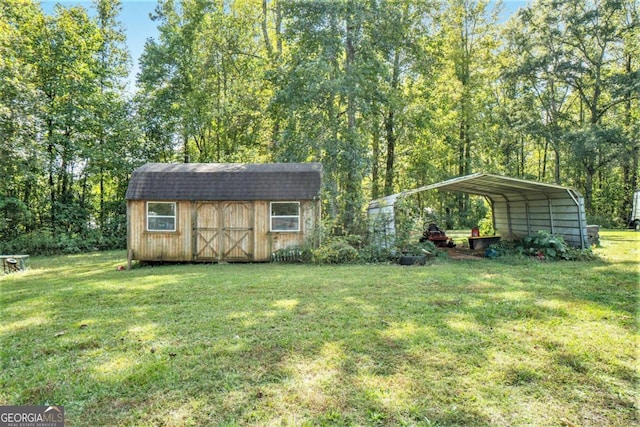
xmin=222 ymin=202 xmax=254 ymax=261
xmin=194 ymin=201 xmax=254 ymax=261
xmin=193 ymin=202 xmax=221 ymax=260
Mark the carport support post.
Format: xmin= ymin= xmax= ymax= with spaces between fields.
xmin=523 ymin=194 xmax=531 ymax=235
xmin=566 ymin=189 xmax=586 ymax=249
xmin=505 ymin=197 xmax=514 ymax=239
xmin=548 ymin=198 xmax=556 ymax=235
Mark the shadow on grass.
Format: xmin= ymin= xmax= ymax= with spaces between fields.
xmin=1 ymin=247 xmax=637 ymax=426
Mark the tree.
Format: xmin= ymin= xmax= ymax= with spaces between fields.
xmin=30 ymin=5 xmax=104 ymax=234
xmin=137 ymin=0 xmax=270 ymax=164
xmin=430 ymin=0 xmax=501 ymax=224
xmin=366 ymin=1 xmax=435 ymax=198
xmin=1 ymin=0 xmax=139 ymax=251
xmin=88 ymin=0 xmax=133 ymax=236
xmin=501 ymin=3 xmax=575 ymax=183
xmin=274 ymin=0 xmax=371 ymax=232
xmin=0 ymin=0 xmax=42 ymax=236
xmin=509 ymin=0 xmax=637 ymax=213
xmin=618 ymin=0 xmax=639 ymax=221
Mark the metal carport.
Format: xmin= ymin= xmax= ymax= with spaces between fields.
xmin=367 ymin=173 xmax=588 ymax=248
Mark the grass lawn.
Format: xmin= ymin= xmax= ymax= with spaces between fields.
xmin=1 ymin=230 xmax=638 ymax=426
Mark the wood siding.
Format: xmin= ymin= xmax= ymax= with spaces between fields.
xmin=127 ymin=201 xmax=192 ymax=261
xmin=128 ymin=199 xmax=320 ymax=262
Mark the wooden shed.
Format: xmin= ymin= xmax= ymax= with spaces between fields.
xmin=125 ymin=162 xmax=322 ymax=264
xmin=368 ymin=173 xmax=589 ymax=248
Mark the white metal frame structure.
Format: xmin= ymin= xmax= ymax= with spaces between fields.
xmin=367 ymin=173 xmax=588 ymax=248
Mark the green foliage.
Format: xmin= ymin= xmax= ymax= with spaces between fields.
xmin=0 ymin=229 xmax=100 ymax=255
xmin=489 ymin=230 xmax=598 ymax=262
xmin=563 ymin=245 xmax=599 ymax=262
xmin=0 ymin=0 xmax=637 ymax=259
xmin=355 ymin=243 xmax=397 ymax=264
xmin=311 ymin=237 xmax=359 ymax=264
xmin=137 ymin=0 xmax=270 ymax=164
xmin=0 ymin=196 xmax=31 ymax=240
xmin=478 ymin=215 xmax=495 ymax=236
xmin=586 ymin=214 xmax=625 ymax=229
xmin=393 ymin=197 xmax=427 ymax=249
xmin=307 ymin=223 xmax=446 ymax=265
xmin=523 ymin=230 xmax=569 ymax=259
xmin=0 ymin=0 xmax=135 ymax=254
xmin=398 ymin=240 xmax=438 ymax=257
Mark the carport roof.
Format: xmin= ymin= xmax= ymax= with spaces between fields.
xmin=368 ymin=173 xmax=581 ymax=208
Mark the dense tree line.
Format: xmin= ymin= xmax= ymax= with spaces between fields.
xmin=1 ymin=0 xmax=638 ymax=254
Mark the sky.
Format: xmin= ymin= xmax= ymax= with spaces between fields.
xmin=40 ymin=0 xmax=530 ymax=92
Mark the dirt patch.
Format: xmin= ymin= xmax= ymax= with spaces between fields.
xmin=442 ymin=247 xmax=484 ymax=261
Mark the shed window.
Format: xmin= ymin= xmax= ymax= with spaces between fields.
xmin=147 ymin=202 xmax=176 ymax=232
xmin=271 ymin=202 xmax=300 ymax=232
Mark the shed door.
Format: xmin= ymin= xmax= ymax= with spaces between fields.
xmin=222 ymin=202 xmax=254 ymax=261
xmin=194 ymin=202 xmax=221 ymax=260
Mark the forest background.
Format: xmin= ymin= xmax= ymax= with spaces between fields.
xmin=0 ymin=0 xmax=638 ymax=254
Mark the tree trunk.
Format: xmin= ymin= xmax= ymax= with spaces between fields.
xmin=584 ymin=168 xmax=594 ymax=212
xmin=554 ymin=144 xmax=561 ymax=184
xmin=371 ymin=121 xmax=380 ymax=200
xmin=384 ymin=109 xmax=396 ymax=196
xmin=622 ymin=52 xmax=638 ymax=219
xmin=343 ymin=13 xmax=359 ymax=233
xmin=384 ymin=47 xmax=401 ymax=197
xmin=99 ymin=168 xmax=105 ymax=229
xmin=261 ymin=0 xmax=273 ymax=58
xmin=541 ymin=139 xmax=548 ymax=180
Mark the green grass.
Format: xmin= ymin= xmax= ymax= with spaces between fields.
xmin=1 ymin=230 xmax=638 ymax=426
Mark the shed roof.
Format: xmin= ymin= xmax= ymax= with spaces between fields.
xmin=125 ymin=162 xmax=322 ymax=201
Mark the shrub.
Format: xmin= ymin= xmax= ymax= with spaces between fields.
xmin=489 ymin=230 xmax=598 ymax=262
xmin=478 ymin=216 xmax=495 ymax=236
xmin=399 ymin=240 xmax=438 ymax=256
xmin=523 ymin=230 xmax=569 ymax=259
xmin=0 ymin=229 xmax=104 ymax=256
xmin=0 ymin=196 xmax=32 ymax=241
xmin=357 ymin=244 xmax=397 ymax=263
xmin=312 ymin=237 xmax=359 ymax=264
xmin=586 ymin=214 xmax=624 ymax=229
xmin=563 ymin=245 xmax=598 ymax=261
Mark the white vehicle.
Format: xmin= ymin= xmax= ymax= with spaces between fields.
xmin=630 ymin=191 xmax=640 ymax=231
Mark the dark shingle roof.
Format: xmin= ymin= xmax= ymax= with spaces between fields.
xmin=125 ymin=162 xmax=322 ymax=201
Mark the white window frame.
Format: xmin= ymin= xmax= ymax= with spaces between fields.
xmin=146 ymin=201 xmax=177 ymax=232
xmin=270 ymin=202 xmax=300 ymax=232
